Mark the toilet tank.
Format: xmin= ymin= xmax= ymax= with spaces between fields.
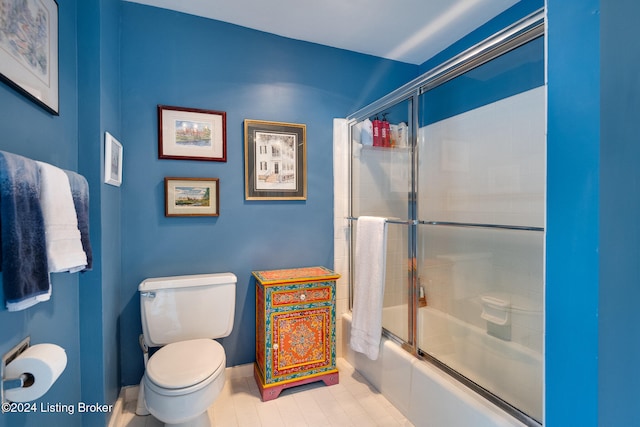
xmin=139 ymin=273 xmax=237 ymax=347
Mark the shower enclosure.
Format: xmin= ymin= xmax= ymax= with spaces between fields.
xmin=347 ymin=10 xmax=544 ymax=426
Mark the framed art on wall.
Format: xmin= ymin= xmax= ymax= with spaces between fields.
xmin=244 ymin=119 xmax=306 ymax=200
xmin=0 ymin=0 xmax=59 ymax=114
xmin=104 ymin=132 xmax=123 ymax=187
xmin=165 ymin=177 xmax=219 ymax=217
xmin=158 ymin=105 xmax=227 ymax=161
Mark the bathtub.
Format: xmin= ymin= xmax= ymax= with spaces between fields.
xmin=343 ymin=307 xmax=541 ymax=427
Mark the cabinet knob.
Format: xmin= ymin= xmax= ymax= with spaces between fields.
xmin=273 ymin=344 xmax=279 ymax=350
xmin=300 ymin=293 xmax=306 ymax=301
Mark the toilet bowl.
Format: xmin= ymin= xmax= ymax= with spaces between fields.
xmin=137 ymin=273 xmax=237 ymax=427
xmin=143 ymin=339 xmax=225 ymax=426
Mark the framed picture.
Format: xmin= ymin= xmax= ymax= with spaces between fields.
xmin=0 ymin=0 xmax=59 ymax=114
xmin=244 ymin=120 xmax=306 ymax=200
xmin=165 ymin=177 xmax=219 ymax=217
xmin=104 ymin=132 xmax=123 ymax=187
xmin=158 ymin=105 xmax=226 ymax=162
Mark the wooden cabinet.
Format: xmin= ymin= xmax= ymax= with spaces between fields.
xmin=253 ymin=266 xmax=340 ymax=401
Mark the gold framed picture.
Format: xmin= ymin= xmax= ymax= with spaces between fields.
xmin=244 ymin=120 xmax=306 ymax=200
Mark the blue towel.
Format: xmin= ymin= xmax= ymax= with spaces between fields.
xmin=63 ymin=170 xmax=92 ymax=271
xmin=0 ymin=151 xmax=51 ymax=311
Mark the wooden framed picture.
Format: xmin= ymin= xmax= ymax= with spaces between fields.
xmin=244 ymin=120 xmax=306 ymax=200
xmin=158 ymin=105 xmax=227 ymax=162
xmin=165 ymin=177 xmax=219 ymax=217
xmin=104 ymin=132 xmax=123 ymax=187
xmin=0 ymin=0 xmax=59 ymax=114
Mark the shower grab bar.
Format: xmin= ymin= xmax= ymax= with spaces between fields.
xmin=346 ymin=216 xmax=418 ymax=226
xmin=419 ymin=220 xmax=544 ymax=232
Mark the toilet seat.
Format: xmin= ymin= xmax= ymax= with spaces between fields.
xmin=146 ymin=339 xmax=225 ymax=390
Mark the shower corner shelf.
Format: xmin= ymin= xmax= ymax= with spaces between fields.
xmin=360 ymin=144 xmax=410 ymax=152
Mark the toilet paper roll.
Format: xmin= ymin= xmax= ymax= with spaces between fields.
xmin=4 ymin=344 xmax=67 ymax=402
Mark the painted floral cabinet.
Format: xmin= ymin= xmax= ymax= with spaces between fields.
xmin=253 ymin=266 xmax=340 ymax=401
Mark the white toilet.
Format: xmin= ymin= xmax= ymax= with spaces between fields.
xmin=137 ymin=272 xmax=237 ymax=427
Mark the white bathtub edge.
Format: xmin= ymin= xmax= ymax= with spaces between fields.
xmin=341 ymin=312 xmax=527 ymax=427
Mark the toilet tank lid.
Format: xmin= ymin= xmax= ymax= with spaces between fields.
xmin=139 ymin=272 xmax=237 ymax=292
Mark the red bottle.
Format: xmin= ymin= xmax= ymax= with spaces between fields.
xmin=372 ymin=118 xmax=382 ymax=147
xmin=382 ymin=119 xmax=391 ymax=147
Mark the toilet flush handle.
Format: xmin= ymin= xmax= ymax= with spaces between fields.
xmin=140 ymin=291 xmax=156 ymax=298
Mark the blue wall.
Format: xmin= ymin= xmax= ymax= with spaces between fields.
xmin=77 ymin=0 xmax=122 ymax=425
xmin=118 ymin=3 xmax=418 ymax=386
xmin=0 ymin=0 xmax=83 ymax=426
xmin=546 ymin=1 xmax=601 ymax=425
xmin=3 ymin=1 xmax=639 ymax=426
xmin=0 ymin=0 xmax=121 ymax=425
xmin=598 ymin=1 xmax=640 ymax=425
xmin=547 ymin=1 xmax=640 ymax=426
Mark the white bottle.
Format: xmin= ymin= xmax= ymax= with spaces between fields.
xmin=397 ymin=122 xmax=408 ymax=147
xmin=361 ymin=119 xmax=373 ymax=146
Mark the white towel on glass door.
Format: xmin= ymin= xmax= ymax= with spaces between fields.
xmin=36 ymin=161 xmax=87 ymax=273
xmin=350 ymin=216 xmax=387 ymax=360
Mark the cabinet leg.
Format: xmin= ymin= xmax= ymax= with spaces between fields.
xmin=261 ymin=384 xmax=284 ymax=401
xmin=254 ymin=369 xmax=340 ymax=401
xmin=321 ymin=371 xmax=339 ymax=386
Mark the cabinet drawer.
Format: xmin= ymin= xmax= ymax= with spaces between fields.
xmin=272 ymin=284 xmax=332 ymax=307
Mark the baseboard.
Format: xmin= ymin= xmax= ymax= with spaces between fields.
xmin=225 ymin=362 xmax=254 ymax=380
xmin=107 ymin=385 xmax=133 ymax=427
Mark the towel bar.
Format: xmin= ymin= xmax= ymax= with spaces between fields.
xmin=346 ymin=216 xmax=417 ymax=226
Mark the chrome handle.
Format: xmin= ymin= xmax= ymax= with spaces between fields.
xmin=140 ymin=291 xmax=156 ymax=298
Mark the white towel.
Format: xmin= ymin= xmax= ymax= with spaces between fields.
xmin=36 ymin=161 xmax=87 ymax=273
xmin=7 ymin=286 xmax=52 ymax=312
xmin=350 ymin=216 xmax=387 ymax=360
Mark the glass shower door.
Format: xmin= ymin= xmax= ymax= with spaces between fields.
xmin=350 ymin=97 xmax=414 ymax=343
xmin=416 ymin=37 xmax=545 ymax=422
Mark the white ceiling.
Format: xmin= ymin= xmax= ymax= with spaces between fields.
xmin=124 ymin=0 xmax=520 ymax=65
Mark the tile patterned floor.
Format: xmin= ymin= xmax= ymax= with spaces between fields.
xmin=113 ymin=358 xmax=413 ymax=427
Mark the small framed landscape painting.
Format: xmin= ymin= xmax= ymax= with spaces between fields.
xmin=165 ymin=177 xmax=219 ymax=217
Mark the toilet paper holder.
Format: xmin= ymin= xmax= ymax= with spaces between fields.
xmin=1 ymin=336 xmax=31 ymax=403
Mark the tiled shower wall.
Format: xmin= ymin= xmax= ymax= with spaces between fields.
xmin=418 ymin=87 xmax=545 ymax=354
